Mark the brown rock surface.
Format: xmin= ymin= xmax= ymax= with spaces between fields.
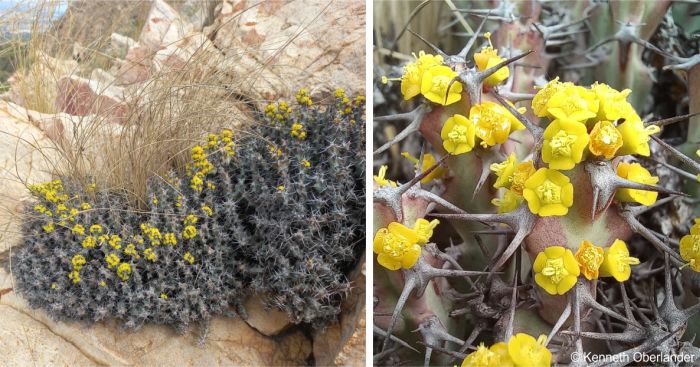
xmin=243 ymin=294 xmax=293 ymax=336
xmin=313 ymin=259 xmax=366 ymax=366
xmin=0 ymin=267 xmax=312 ymax=366
xmin=206 ymin=0 xmax=366 ymax=99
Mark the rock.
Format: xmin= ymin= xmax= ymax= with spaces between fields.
xmin=313 ymin=258 xmax=366 ymax=366
xmin=8 ymin=52 xmax=78 ymax=113
xmin=0 ymin=102 xmax=58 ymax=253
xmin=168 ymin=0 xmax=219 ymax=30
xmin=0 ymin=268 xmax=312 ymax=366
xmin=243 ymin=294 xmax=293 ymax=336
xmin=109 ymin=33 xmax=137 ymax=57
xmin=206 ymin=0 xmax=366 ymax=99
xmin=55 ymin=75 xmax=128 ymax=122
xmin=140 ymin=0 xmax=192 ymax=53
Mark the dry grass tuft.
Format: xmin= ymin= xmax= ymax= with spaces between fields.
xmin=1 ymin=1 xmax=265 ymax=207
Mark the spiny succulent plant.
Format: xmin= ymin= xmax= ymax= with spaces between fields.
xmin=374 ymin=1 xmax=700 ymax=366
xmin=10 ymin=89 xmax=365 ymax=333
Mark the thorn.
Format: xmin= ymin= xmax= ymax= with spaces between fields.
xmin=477 ymin=51 xmax=534 ymax=83
xmin=491 ymin=89 xmax=543 ymax=140
xmin=406 ymin=28 xmax=448 ymax=58
xmin=646 ymin=112 xmax=700 ymax=128
xmin=374 ymin=105 xmax=429 ymax=155
xmin=650 ymin=135 xmax=700 ymax=173
xmin=457 ymin=12 xmax=490 ymax=59
xmin=373 ymin=326 xmax=419 ymax=353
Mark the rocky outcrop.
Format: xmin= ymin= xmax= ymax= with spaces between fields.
xmin=206 ymin=0 xmax=366 ymax=98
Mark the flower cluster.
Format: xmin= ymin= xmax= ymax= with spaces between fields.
xmin=373 ymin=218 xmax=439 ymax=270
xmin=386 ymin=51 xmax=462 ymax=106
xmin=462 ymin=333 xmax=551 ymax=367
xmin=534 ymin=239 xmax=639 ymax=295
xmin=534 ymin=80 xmax=660 ymax=163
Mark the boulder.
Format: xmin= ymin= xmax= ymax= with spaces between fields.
xmin=55 ymin=75 xmax=128 ymax=123
xmin=243 ymin=294 xmax=293 ymax=336
xmin=0 ymin=102 xmax=58 ymax=253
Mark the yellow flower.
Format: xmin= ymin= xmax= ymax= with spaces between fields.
xmin=510 ymin=161 xmax=536 ymax=195
xmin=616 ymin=116 xmax=660 ymax=156
xmin=589 ymin=120 xmax=623 ymax=159
xmin=51 ymin=283 xmax=58 ymax=289
xmin=373 ymin=222 xmax=421 ymax=270
xmin=441 ymin=114 xmax=476 ymax=155
xmin=160 ymin=293 xmax=168 ymax=299
xmin=144 ymin=247 xmax=157 ymax=262
xmin=492 ymin=189 xmax=523 ymax=213
xmin=473 ymin=32 xmax=510 ymax=86
xmin=401 ymin=152 xmax=445 ymax=184
xmin=533 ymin=246 xmax=580 ymax=295
xmin=116 ymin=263 xmax=132 ymax=281
xmin=532 ymin=78 xmax=573 ymax=117
xmin=184 ymin=214 xmax=198 ymax=225
xmin=400 ymin=64 xmax=423 ymax=100
xmin=522 ymin=168 xmax=574 ymax=217
xmin=615 ymin=162 xmax=659 ymax=205
xmin=413 ymin=218 xmax=439 ymax=245
xmin=575 ymin=240 xmax=605 ymax=280
xmin=90 ymin=224 xmax=103 ymax=234
xmin=68 ymin=270 xmax=81 ymax=284
xmin=124 ymin=243 xmax=140 ymax=258
xmin=302 ymin=159 xmax=311 ymax=168
xmin=462 ymin=342 xmax=514 ymax=367
xmin=489 ymin=342 xmax=515 ymax=367
xmin=99 ymin=281 xmax=106 ymax=287
xmin=542 ymin=110 xmax=590 ymax=170
xmin=471 ymin=102 xmax=526 ymax=147
xmin=374 ymin=165 xmax=398 ymax=188
xmin=507 ymin=333 xmax=551 ymax=367
xmin=680 ymin=219 xmax=700 ymax=271
xmin=295 ymin=88 xmax=312 ymax=106
xmin=277 ymin=185 xmax=285 ymax=192
xmin=400 ymin=51 xmax=444 ymax=100
xmin=590 ymin=82 xmax=636 ymax=122
xmin=42 ymin=222 xmax=55 ymax=233
xmin=490 ymin=153 xmax=518 ymax=189
xmin=80 ymin=202 xmax=91 ymax=210
xmin=184 ymin=251 xmax=195 ymax=264
xmin=201 ymin=205 xmax=213 ymax=216
xmin=108 ymin=234 xmax=122 ymax=250
xmin=420 ymin=65 xmax=462 ymax=106
xmin=163 ymin=233 xmax=177 ymax=245
xmin=544 ymin=85 xmax=599 ymax=121
xmin=71 ymin=254 xmax=86 ymax=270
xmin=82 ymin=236 xmax=97 ymax=249
xmin=183 ymin=225 xmax=197 ymax=240
xmin=599 ymin=239 xmax=639 ymax=282
xmin=105 ymin=253 xmax=120 ymax=269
